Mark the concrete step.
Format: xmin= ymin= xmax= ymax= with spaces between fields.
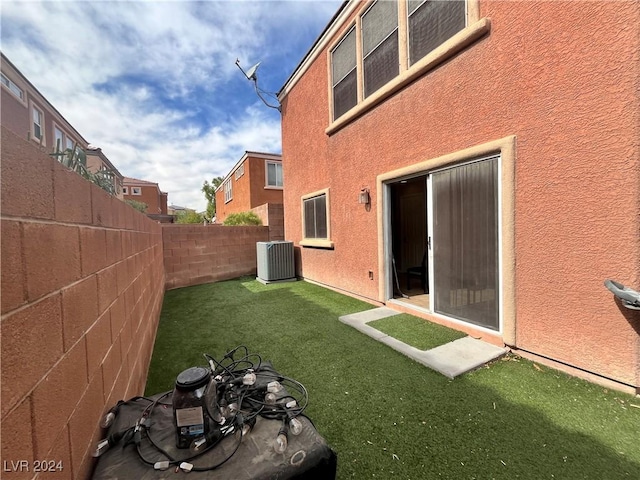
xmin=339 ymin=308 xmax=509 ymax=378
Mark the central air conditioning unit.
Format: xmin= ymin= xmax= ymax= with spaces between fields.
xmin=256 ymin=241 xmax=295 ymax=283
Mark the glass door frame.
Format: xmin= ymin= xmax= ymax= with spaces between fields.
xmin=382 ymin=154 xmax=504 ymax=335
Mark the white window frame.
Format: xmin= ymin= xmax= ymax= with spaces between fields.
xmin=300 ymin=188 xmax=333 ymax=249
xmin=265 ymin=160 xmax=283 ymax=189
xmin=53 ymin=125 xmax=65 ymax=152
xmin=234 ymin=162 xmax=245 ymax=180
xmin=131 ymin=187 xmax=142 ymax=196
xmin=31 ymin=104 xmax=45 ymax=145
xmin=123 ymin=186 xmax=129 ymax=195
xmin=1 ymin=72 xmax=24 ymax=101
xmin=224 ymin=180 xmax=233 ymax=203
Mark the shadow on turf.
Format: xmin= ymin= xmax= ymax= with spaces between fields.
xmin=145 ymin=279 xmax=640 ymax=479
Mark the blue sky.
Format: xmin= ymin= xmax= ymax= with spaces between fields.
xmin=1 ymin=0 xmax=342 ymax=211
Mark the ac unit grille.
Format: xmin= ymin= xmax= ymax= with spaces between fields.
xmin=256 ymin=241 xmax=295 ymax=281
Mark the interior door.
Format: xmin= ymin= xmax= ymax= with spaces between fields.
xmin=430 ymin=156 xmax=500 ymax=330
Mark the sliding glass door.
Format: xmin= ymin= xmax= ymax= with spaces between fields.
xmin=431 ymin=156 xmax=500 ymax=330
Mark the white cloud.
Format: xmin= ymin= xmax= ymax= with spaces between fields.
xmin=1 ymin=0 xmax=341 ymax=211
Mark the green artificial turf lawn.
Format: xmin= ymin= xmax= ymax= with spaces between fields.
xmin=368 ymin=313 xmax=466 ymax=350
xmin=146 ymin=277 xmax=640 ymax=479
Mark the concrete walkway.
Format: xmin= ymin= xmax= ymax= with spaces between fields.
xmin=339 ymin=307 xmax=509 ymax=379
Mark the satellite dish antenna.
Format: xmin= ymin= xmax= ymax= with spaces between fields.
xmin=235 ymin=59 xmax=281 ymax=113
xmin=245 ymin=62 xmax=261 ymax=81
xmin=235 ymin=59 xmax=260 ymax=81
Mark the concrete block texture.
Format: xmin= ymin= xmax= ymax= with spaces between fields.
xmin=162 ymin=224 xmax=270 ymax=290
xmin=1 ymin=219 xmax=25 ymax=314
xmin=1 ymin=129 xmax=165 ymax=479
xmin=1 ymin=295 xmax=64 ymax=417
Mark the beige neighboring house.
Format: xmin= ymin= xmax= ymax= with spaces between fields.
xmin=1 ymin=51 xmax=124 ymax=198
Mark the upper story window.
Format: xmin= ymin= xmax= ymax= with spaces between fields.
xmin=32 ymin=105 xmax=44 ymax=143
xmin=331 ymin=26 xmax=357 ymax=119
xmin=123 ymin=186 xmax=129 ymax=194
xmin=408 ymin=0 xmax=466 ymax=65
xmin=224 ymin=180 xmax=232 ymax=202
xmin=362 ymin=0 xmax=399 ymax=98
xmin=1 ymin=72 xmax=23 ymax=100
xmin=131 ymin=187 xmax=142 ymax=195
xmin=266 ymin=161 xmax=283 ymax=188
xmin=54 ymin=126 xmax=65 ymax=152
xmin=234 ymin=162 xmax=245 ymax=180
xmin=328 ymin=0 xmax=482 ymax=127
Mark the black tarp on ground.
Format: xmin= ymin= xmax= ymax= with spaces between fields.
xmin=91 ymin=393 xmax=337 ymax=480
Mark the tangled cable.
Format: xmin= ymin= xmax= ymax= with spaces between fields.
xmin=94 ymin=346 xmax=309 ymax=472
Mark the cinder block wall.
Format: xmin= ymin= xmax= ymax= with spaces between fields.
xmin=163 ymin=224 xmax=269 ymax=290
xmin=1 ymin=127 xmax=165 ymax=479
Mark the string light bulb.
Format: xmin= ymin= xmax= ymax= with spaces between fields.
xmin=273 ymin=424 xmax=289 ymax=454
xmin=243 ymin=371 xmax=257 ymax=385
xmin=267 ymin=381 xmax=283 ymax=393
xmin=289 ymin=417 xmax=303 ymax=436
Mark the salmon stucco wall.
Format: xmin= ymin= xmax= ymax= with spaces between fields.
xmin=1 ymin=81 xmax=30 ymax=141
xmin=280 ymin=1 xmax=640 ymax=387
xmin=1 ymin=127 xmax=165 ymax=479
xmin=124 ymin=184 xmax=164 ymax=215
xmin=215 ymin=155 xmax=283 ymax=223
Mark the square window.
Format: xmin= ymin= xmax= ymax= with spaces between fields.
xmin=301 ymin=189 xmax=333 ymax=248
xmin=132 ymin=187 xmax=142 ymax=195
xmin=266 ymin=161 xmax=283 ymax=187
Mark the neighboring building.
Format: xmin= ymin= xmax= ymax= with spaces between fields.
xmin=1 ymin=52 xmax=124 ymax=197
xmin=86 ymin=145 xmax=124 ymax=198
xmin=123 ymin=177 xmax=169 ymax=216
xmin=278 ymin=1 xmax=639 ymax=390
xmin=214 ymin=151 xmax=283 ymax=223
xmin=168 ymin=204 xmax=189 ymax=215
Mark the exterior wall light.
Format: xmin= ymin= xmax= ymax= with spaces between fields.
xmin=358 ymin=188 xmax=370 ymax=205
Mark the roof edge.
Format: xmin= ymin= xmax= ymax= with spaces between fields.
xmin=214 ymin=151 xmax=282 ymax=193
xmin=278 ymin=1 xmax=353 ymax=100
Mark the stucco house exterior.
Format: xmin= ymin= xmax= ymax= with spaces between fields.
xmin=214 ymin=152 xmax=284 ymax=238
xmin=122 ymin=177 xmax=169 ymax=217
xmin=278 ymin=0 xmax=639 ymax=391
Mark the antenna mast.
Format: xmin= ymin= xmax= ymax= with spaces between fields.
xmin=235 ymin=59 xmax=281 ymax=113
